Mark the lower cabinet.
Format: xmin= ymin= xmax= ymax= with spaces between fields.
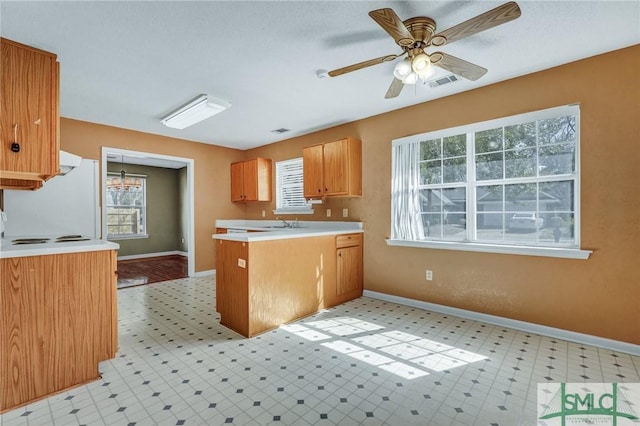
xmin=0 ymin=250 xmax=117 ymax=412
xmin=336 ymin=234 xmax=363 ymax=299
xmin=215 ymin=233 xmax=363 ymax=337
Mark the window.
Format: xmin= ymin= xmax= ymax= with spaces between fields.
xmin=389 ymin=105 xmax=590 ymax=259
xmin=106 ymin=174 xmax=147 ymax=239
xmin=274 ymin=158 xmax=313 ymax=214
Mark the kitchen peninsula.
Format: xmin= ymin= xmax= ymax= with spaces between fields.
xmin=0 ymin=237 xmax=119 ymax=412
xmin=212 ymin=221 xmax=363 ymax=337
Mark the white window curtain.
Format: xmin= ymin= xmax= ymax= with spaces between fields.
xmin=391 ymin=142 xmax=424 ymax=240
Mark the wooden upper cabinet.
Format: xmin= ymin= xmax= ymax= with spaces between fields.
xmin=0 ymin=38 xmax=60 ymax=189
xmin=230 ymin=158 xmax=272 ymax=202
xmin=302 ymin=144 xmax=324 ymax=197
xmin=303 ymin=137 xmax=362 ymax=199
xmin=230 ymin=161 xmax=245 ymax=202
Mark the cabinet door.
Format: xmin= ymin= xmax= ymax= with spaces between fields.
xmin=323 ymin=139 xmax=349 ymax=195
xmin=242 ymin=159 xmax=258 ymax=201
xmin=303 ymin=144 xmax=324 ymax=198
xmin=336 ymin=245 xmax=363 ymax=296
xmin=0 ymin=39 xmax=59 ymax=182
xmin=230 ymin=161 xmax=245 ymax=202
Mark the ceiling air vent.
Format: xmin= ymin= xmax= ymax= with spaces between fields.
xmin=271 ymin=128 xmax=291 ymax=134
xmin=428 ymin=75 xmax=459 ymax=88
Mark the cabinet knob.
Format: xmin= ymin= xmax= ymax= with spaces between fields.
xmin=11 ymin=124 xmax=20 ymax=153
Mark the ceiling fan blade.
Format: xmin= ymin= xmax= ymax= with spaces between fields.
xmin=369 ymin=8 xmax=415 ymax=47
xmin=430 ymin=52 xmax=487 ymax=81
xmin=431 ymin=1 xmax=521 ymax=47
xmin=385 ymin=78 xmax=404 ymax=99
xmin=328 ymin=54 xmax=399 ymax=77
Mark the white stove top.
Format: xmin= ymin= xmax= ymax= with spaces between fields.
xmin=0 ymin=234 xmax=118 ymax=259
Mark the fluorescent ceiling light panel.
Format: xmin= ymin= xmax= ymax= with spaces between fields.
xmin=161 ymin=94 xmax=231 ymax=129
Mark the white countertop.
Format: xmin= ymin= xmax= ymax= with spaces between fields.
xmin=212 ymin=220 xmax=363 ymax=242
xmin=0 ymin=235 xmax=119 ymax=259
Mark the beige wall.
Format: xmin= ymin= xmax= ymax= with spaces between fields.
xmin=60 ymin=45 xmax=639 ymax=344
xmin=60 ymin=119 xmax=246 ymax=272
xmin=245 ymin=45 xmax=640 ymax=345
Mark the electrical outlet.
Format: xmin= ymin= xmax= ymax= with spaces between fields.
xmin=342 ymin=208 xmax=348 ymax=218
xmin=426 ymin=270 xmax=433 ymax=281
xmin=238 ymin=258 xmax=246 ymax=268
xmin=326 ymin=208 xmax=332 ymax=217
xmin=181 ymin=238 xmax=185 ymax=244
xmin=261 ymin=210 xmax=266 ymax=217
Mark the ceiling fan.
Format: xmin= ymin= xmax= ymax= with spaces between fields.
xmin=328 ymin=2 xmax=521 ymax=98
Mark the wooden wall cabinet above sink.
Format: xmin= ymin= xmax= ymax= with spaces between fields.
xmin=303 ymin=137 xmax=362 ymax=199
xmin=0 ymin=38 xmax=60 ymax=190
xmin=230 ymin=158 xmax=272 ymax=202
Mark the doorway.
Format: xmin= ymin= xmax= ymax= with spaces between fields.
xmin=101 ymin=147 xmax=195 ymax=278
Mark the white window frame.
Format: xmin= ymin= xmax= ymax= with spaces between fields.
xmin=273 ymin=157 xmax=313 ymax=215
xmin=387 ymin=104 xmax=592 ymax=260
xmin=106 ymin=173 xmax=148 ymax=240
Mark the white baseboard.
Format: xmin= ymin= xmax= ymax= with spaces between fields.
xmin=363 ymin=290 xmax=640 ymax=357
xmin=194 ymin=269 xmax=215 ymax=278
xmin=117 ymin=251 xmax=188 ymax=261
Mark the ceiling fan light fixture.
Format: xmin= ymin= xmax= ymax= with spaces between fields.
xmin=402 ymin=72 xmax=419 ymax=85
xmin=393 ymin=59 xmax=413 ymax=80
xmin=412 ymin=53 xmax=433 ymax=77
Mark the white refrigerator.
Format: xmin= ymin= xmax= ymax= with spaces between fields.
xmin=3 ymin=159 xmax=100 ymax=238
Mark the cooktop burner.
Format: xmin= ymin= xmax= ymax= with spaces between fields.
xmin=55 ymin=235 xmax=90 ymax=242
xmin=11 ymin=235 xmax=92 ymax=245
xmin=12 ymin=238 xmax=51 ymax=245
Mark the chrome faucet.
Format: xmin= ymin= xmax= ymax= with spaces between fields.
xmin=275 ymin=217 xmax=300 ymax=228
xmin=276 ymin=216 xmax=291 ymax=228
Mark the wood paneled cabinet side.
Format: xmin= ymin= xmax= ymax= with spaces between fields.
xmin=0 ymin=38 xmax=60 ymax=189
xmin=0 ymin=250 xmax=117 ymax=413
xmin=230 ymin=158 xmax=272 ymax=202
xmin=303 ymin=137 xmax=362 ymax=199
xmin=215 ymin=239 xmax=249 ymax=336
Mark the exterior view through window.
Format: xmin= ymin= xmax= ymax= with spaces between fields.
xmin=391 ymin=104 xmax=579 ymax=250
xmin=106 ymin=174 xmax=147 ymax=238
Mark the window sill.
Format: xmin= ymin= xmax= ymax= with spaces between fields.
xmin=108 ymin=234 xmax=149 ymax=241
xmin=272 ymin=208 xmax=314 ymax=215
xmin=385 ymin=239 xmax=592 ymax=260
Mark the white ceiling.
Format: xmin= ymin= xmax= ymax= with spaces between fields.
xmin=2 ymin=1 xmax=639 ymax=151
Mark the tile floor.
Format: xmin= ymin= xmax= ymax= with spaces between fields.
xmin=2 ymin=276 xmax=638 ymax=426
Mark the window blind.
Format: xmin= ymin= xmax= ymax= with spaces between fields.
xmin=275 ymin=158 xmax=312 ymax=211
